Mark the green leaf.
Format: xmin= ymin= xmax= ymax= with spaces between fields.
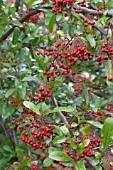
xmin=10 ymin=20 xmax=21 ymax=26
xmin=23 ymin=101 xmax=40 ymax=115
xmin=22 ymin=76 xmax=39 ymax=82
xmin=49 ymin=151 xmax=73 ymax=163
xmin=47 ymin=106 xmax=74 ymax=114
xmin=75 ymin=161 xmax=86 ymax=170
xmin=56 ymin=13 xmax=63 ymax=21
xmin=43 ymin=157 xmax=53 ymax=167
xmin=78 ymin=139 xmax=90 ymax=156
xmin=13 ymin=27 xmax=20 ymax=45
xmin=33 ymin=149 xmax=45 ymax=156
xmin=5 ymin=89 xmax=15 ymax=98
xmin=48 ymin=14 xmax=55 ymax=32
xmin=2 ymin=105 xmax=16 ymax=119
xmin=102 ymin=117 xmax=113 ymax=149
xmin=80 ymin=125 xmax=90 ymax=135
xmin=3 ymin=145 xmax=13 ymax=153
xmin=29 ymin=0 xmax=36 ymax=6
xmin=87 ymin=121 xmax=103 ymax=129
xmin=0 ymin=157 xmax=12 ymax=169
xmin=16 ymin=148 xmax=24 ymax=161
xmin=52 ymin=136 xmax=70 ymax=144
xmin=86 ymin=34 xmax=96 ymax=47
xmin=82 ymin=85 xmax=89 ymax=106
xmin=60 ymin=125 xmax=70 ymax=135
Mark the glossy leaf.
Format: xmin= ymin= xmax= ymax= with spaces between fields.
xmin=49 ymin=151 xmax=73 ymax=163
xmin=102 ymin=117 xmax=113 ymax=149
xmin=23 ymin=101 xmax=40 ymax=115
xmin=43 ymin=157 xmax=53 ymax=167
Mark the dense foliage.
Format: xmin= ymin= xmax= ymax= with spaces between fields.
xmin=1 ymin=0 xmax=113 ymax=169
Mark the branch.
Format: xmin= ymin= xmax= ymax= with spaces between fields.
xmin=0 ymin=8 xmax=47 ymax=42
xmin=77 ymin=6 xmax=113 ymax=17
xmin=10 ymin=116 xmax=18 ymax=147
xmin=15 ymin=0 xmax=20 ymax=12
xmin=79 ymin=13 xmax=107 ymax=36
xmin=52 ymin=97 xmax=74 ymax=137
xmin=0 ymin=120 xmax=9 ymax=139
xmin=84 ymin=156 xmax=97 ymax=170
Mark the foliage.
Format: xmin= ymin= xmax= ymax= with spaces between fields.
xmin=1 ymin=0 xmax=113 ymax=169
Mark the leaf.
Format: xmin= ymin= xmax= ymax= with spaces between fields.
xmin=43 ymin=157 xmax=53 ymax=167
xmin=3 ymin=145 xmax=13 ymax=153
xmin=0 ymin=157 xmax=12 ymax=169
xmin=60 ymin=125 xmax=70 ymax=135
xmin=46 ymin=106 xmax=74 ymax=114
xmin=10 ymin=20 xmax=21 ymax=26
xmin=78 ymin=139 xmax=90 ymax=156
xmin=99 ymin=96 xmax=113 ymax=108
xmin=75 ymin=161 xmax=86 ymax=170
xmin=57 ymin=30 xmax=65 ymax=37
xmin=33 ymin=149 xmax=45 ymax=156
xmin=52 ymin=136 xmax=70 ymax=144
xmin=49 ymin=151 xmax=73 ymax=163
xmin=23 ymin=101 xmax=40 ymax=115
xmin=16 ymin=148 xmax=24 ymax=161
xmin=22 ymin=76 xmax=39 ymax=82
xmin=29 ymin=0 xmax=37 ymax=6
xmin=82 ymin=85 xmax=89 ymax=106
xmin=56 ymin=13 xmax=63 ymax=21
xmin=2 ymin=105 xmax=16 ymax=119
xmin=48 ymin=14 xmax=55 ymax=32
xmin=13 ymin=27 xmax=20 ymax=45
xmin=87 ymin=121 xmax=103 ymax=129
xmin=86 ymin=34 xmax=96 ymax=47
xmin=5 ymin=89 xmax=15 ymax=98
xmin=80 ymin=125 xmax=90 ymax=135
xmin=102 ymin=117 xmax=113 ymax=149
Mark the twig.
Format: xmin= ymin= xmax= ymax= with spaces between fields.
xmin=0 ymin=120 xmax=9 ymax=139
xmin=51 ymin=97 xmax=77 ymax=161
xmin=84 ymin=156 xmax=97 ymax=170
xmin=0 ymin=7 xmax=49 ymax=42
xmin=15 ymin=0 xmax=20 ymax=12
xmin=77 ymin=6 xmax=113 ymax=17
xmin=52 ymin=97 xmax=74 ymax=137
xmin=10 ymin=116 xmax=18 ymax=146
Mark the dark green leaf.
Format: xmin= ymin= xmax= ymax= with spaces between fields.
xmin=5 ymin=89 xmax=15 ymax=98
xmin=102 ymin=117 xmax=113 ymax=149
xmin=49 ymin=151 xmax=73 ymax=163
xmin=86 ymin=34 xmax=96 ymax=47
xmin=13 ymin=27 xmax=20 ymax=45
xmin=43 ymin=157 xmax=53 ymax=167
xmin=82 ymin=85 xmax=89 ymax=106
xmin=48 ymin=14 xmax=55 ymax=32
xmin=75 ymin=161 xmax=86 ymax=170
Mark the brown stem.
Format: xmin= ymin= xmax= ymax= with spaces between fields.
xmin=52 ymin=97 xmax=74 ymax=137
xmin=15 ymin=0 xmax=20 ymax=12
xmin=84 ymin=156 xmax=97 ymax=170
xmin=10 ymin=116 xmax=18 ymax=146
xmin=0 ymin=120 xmax=9 ymax=139
xmin=77 ymin=6 xmax=113 ymax=17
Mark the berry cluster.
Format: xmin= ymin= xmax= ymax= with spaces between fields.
xmin=29 ymin=14 xmax=40 ymax=23
xmin=52 ymin=0 xmax=75 ymax=14
xmin=39 ymin=35 xmax=93 ymax=84
xmin=20 ymin=121 xmax=52 ymax=150
xmin=30 ymin=163 xmax=39 ymax=170
xmin=32 ymin=86 xmax=52 ymax=102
